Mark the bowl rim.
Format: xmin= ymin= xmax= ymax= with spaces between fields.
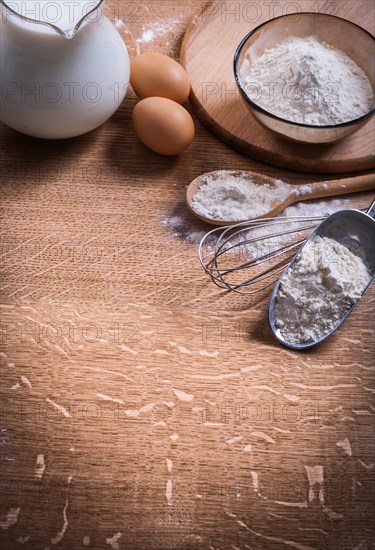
xmin=233 ymin=12 xmax=375 ymax=130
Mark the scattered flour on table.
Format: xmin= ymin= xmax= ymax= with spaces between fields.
xmin=275 ymin=235 xmax=371 ymax=343
xmin=163 ymin=197 xmax=350 ymax=249
xmin=191 ymin=172 xmax=290 ymax=222
xmin=243 ymin=36 xmax=373 ymax=125
xmin=163 ymin=211 xmax=209 ymax=244
xmin=241 ymin=198 xmax=350 ymax=258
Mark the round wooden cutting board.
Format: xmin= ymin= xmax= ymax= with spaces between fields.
xmin=181 ymin=0 xmax=375 ymax=173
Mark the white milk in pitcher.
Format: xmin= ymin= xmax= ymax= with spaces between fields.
xmin=0 ymin=0 xmax=130 ymax=138
xmin=4 ymin=0 xmax=99 ymax=35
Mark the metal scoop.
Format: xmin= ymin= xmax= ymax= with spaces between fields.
xmin=268 ymin=201 xmax=375 ymax=350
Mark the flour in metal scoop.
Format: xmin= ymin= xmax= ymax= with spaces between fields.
xmin=191 ymin=172 xmax=290 ymax=222
xmin=275 ymin=235 xmax=371 ymax=343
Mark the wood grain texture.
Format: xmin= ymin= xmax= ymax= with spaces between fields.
xmin=1 ymin=1 xmax=375 ymax=549
xmin=181 ymin=0 xmax=375 ymax=173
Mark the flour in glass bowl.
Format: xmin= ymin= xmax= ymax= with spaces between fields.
xmin=244 ymin=36 xmax=373 ymax=125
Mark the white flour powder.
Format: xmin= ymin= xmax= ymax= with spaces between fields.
xmin=191 ymin=172 xmax=290 ymax=221
xmin=163 ymin=197 xmax=350 ymax=247
xmin=275 ymin=235 xmax=371 ymax=343
xmin=242 ymin=198 xmax=349 ymax=258
xmin=244 ymin=36 xmax=373 ymax=125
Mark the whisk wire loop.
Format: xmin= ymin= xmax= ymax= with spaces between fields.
xmin=198 ymin=214 xmax=328 ymax=294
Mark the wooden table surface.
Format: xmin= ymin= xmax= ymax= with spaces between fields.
xmin=1 ymin=2 xmax=374 ymax=549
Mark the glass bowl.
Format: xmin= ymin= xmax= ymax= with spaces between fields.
xmin=233 ymin=13 xmax=375 ymax=144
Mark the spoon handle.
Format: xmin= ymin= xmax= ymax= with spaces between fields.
xmin=297 ymin=173 xmax=375 ymax=201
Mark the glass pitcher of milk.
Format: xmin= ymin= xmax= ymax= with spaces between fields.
xmin=0 ymin=0 xmax=130 ymax=138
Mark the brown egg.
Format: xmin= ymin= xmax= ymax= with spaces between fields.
xmin=133 ymin=97 xmax=195 ymax=156
xmin=130 ymin=53 xmax=191 ymax=104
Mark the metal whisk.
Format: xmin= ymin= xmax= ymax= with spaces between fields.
xmin=198 ymin=214 xmax=328 ymax=294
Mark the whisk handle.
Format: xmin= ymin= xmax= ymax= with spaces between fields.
xmin=298 ymin=173 xmax=375 ymax=201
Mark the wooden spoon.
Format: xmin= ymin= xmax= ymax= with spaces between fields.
xmin=186 ymin=170 xmax=375 ymax=226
